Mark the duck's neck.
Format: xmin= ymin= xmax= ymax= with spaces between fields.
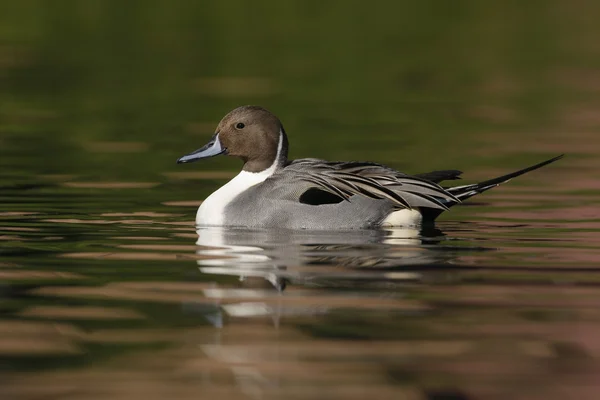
xmin=196 ymin=129 xmax=287 ymax=226
xmin=242 ymin=128 xmax=288 ymax=173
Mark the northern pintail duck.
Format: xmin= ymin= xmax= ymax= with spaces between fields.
xmin=177 ymin=106 xmax=562 ymax=229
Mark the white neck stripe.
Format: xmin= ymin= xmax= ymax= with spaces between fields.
xmin=251 ymin=128 xmax=284 ymax=177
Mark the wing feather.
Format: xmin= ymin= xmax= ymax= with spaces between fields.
xmin=282 ymin=158 xmax=460 ymax=210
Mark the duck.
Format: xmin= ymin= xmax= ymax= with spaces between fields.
xmin=177 ymin=105 xmax=563 ymax=229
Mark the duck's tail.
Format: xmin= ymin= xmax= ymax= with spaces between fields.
xmin=446 ymin=154 xmax=564 ymax=202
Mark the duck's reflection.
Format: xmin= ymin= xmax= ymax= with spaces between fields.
xmin=195 ymin=226 xmax=457 ymax=292
xmin=192 ymin=226 xmax=481 ymax=394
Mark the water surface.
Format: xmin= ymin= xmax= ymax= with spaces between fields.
xmin=2 ymin=2 xmax=600 ymax=399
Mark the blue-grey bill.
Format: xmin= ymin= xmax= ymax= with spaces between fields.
xmin=177 ymin=134 xmax=226 ymax=164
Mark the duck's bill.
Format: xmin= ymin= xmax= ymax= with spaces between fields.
xmin=177 ymin=134 xmax=227 ymax=164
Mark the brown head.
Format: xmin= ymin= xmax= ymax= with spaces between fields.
xmin=177 ymin=106 xmax=289 ymax=172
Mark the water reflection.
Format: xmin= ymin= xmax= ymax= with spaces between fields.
xmin=5 ymin=207 xmax=600 ymax=399
xmin=196 ymin=227 xmax=473 ymax=291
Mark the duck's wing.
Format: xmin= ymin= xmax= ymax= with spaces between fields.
xmin=279 ymin=159 xmax=459 ymax=210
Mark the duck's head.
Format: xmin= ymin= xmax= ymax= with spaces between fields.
xmin=177 ymin=105 xmax=288 ymax=173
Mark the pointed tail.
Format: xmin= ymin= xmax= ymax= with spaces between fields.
xmin=447 ymin=154 xmax=564 ymax=201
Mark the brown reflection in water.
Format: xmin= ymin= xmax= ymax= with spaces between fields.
xmin=562 ymin=231 xmax=600 ymax=245
xmin=569 ymin=157 xmax=600 ymax=169
xmin=201 ymin=340 xmax=471 ymax=360
xmin=62 ymin=182 xmax=159 ymax=189
xmin=59 ymin=251 xmax=218 ymax=261
xmin=459 ymin=270 xmax=600 ymax=285
xmin=561 ymin=106 xmax=600 ymax=129
xmin=2 ymin=366 xmax=420 ymax=400
xmin=475 ymin=126 xmax=600 ymax=158
xmin=557 ymin=221 xmax=600 ymax=229
xmin=15 ymin=262 xmax=600 ymax=400
xmin=44 ymin=218 xmax=156 ymax=225
xmin=31 ymin=282 xmax=215 ymax=304
xmin=134 ymin=226 xmax=194 ymax=232
xmin=44 ymin=218 xmax=195 ymax=229
xmin=1 ymin=227 xmax=40 ymax=232
xmin=552 ymin=67 xmax=600 ymax=93
xmin=163 ymin=171 xmax=235 ymax=180
xmin=31 ymin=282 xmax=426 ymax=311
xmin=485 ymin=201 xmax=532 ymax=208
xmin=467 ymin=104 xmax=519 ymax=124
xmin=118 ymin=244 xmax=199 ymax=251
xmin=19 ymin=306 xmax=145 ymax=320
xmin=114 ymin=236 xmax=169 ymax=241
xmin=171 ymin=233 xmax=199 ymax=239
xmin=0 ymin=211 xmax=39 ymax=216
xmin=5 ymin=311 xmax=597 ymax=400
xmin=37 ymin=174 xmax=79 ymax=181
xmin=0 ymin=262 xmax=20 ymax=268
xmin=82 ymin=141 xmax=149 ymax=153
xmin=0 ymin=321 xmax=82 ymax=355
xmin=0 ymin=235 xmax=25 ymax=241
xmin=43 ymin=218 xmax=114 ymax=225
xmin=101 ymin=212 xmax=183 ymax=217
xmin=79 ymin=329 xmax=181 ymax=344
xmin=489 ymin=192 xmax=579 ymax=202
xmin=0 ymin=235 xmax=63 ymax=241
xmin=423 ymin=285 xmax=600 ymax=308
xmin=0 ymin=270 xmax=84 ymax=280
xmin=460 ymin=249 xmax=600 ymax=268
xmin=162 ymin=200 xmax=203 ymax=207
xmin=551 ymin=176 xmax=600 ymax=191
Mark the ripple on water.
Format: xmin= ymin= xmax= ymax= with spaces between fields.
xmin=3 ymin=135 xmax=600 ymax=400
xmin=61 ymin=182 xmax=160 ymax=189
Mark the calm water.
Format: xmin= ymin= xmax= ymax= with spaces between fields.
xmin=2 ymin=2 xmax=600 ymax=399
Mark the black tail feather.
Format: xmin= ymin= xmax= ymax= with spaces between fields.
xmin=415 ymin=169 xmax=463 ymax=183
xmin=447 ymin=154 xmax=564 ymax=201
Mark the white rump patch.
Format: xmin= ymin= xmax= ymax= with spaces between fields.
xmin=381 ymin=209 xmax=423 ymax=227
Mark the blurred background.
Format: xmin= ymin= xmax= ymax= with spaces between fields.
xmin=2 ymin=1 xmax=595 ymax=181
xmin=2 ymin=1 xmax=600 ymax=399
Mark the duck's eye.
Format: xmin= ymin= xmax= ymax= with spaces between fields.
xmin=235 ymin=122 xmax=245 ymax=129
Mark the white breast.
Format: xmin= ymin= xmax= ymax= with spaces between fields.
xmin=196 ymin=131 xmax=283 ymax=226
xmin=196 ymin=169 xmax=272 ymax=225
